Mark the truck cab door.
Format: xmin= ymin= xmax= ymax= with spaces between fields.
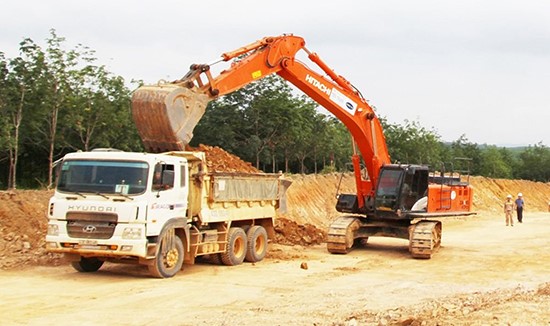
xmin=147 ymin=162 xmax=188 ymax=235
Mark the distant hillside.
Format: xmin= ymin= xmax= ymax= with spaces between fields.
xmin=285 ymin=174 xmax=550 ymax=228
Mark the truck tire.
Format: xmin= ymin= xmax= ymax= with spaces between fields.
xmin=209 ymin=253 xmax=223 ymax=265
xmin=245 ymin=225 xmax=268 ymax=263
xmin=221 ymin=227 xmax=247 ymax=266
xmin=148 ymin=228 xmax=184 ymax=278
xmin=71 ymin=257 xmax=104 ymax=273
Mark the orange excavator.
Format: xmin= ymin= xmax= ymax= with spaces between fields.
xmin=131 ymin=34 xmax=474 ymax=259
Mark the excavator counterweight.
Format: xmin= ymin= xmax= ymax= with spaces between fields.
xmin=131 ymin=83 xmax=209 ymax=153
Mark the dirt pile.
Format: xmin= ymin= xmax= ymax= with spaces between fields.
xmin=185 ymin=144 xmax=260 ymax=173
xmin=274 ymin=218 xmax=326 ymax=246
xmin=471 ymin=176 xmax=550 ymax=212
xmin=0 ymin=190 xmax=63 ymax=269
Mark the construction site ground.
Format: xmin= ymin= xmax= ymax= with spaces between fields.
xmin=2 ymin=160 xmax=550 ymax=324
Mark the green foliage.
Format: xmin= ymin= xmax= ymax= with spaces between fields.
xmin=381 ymin=118 xmax=444 ymax=166
xmin=477 ymin=146 xmax=514 ymax=178
xmin=0 ymin=30 xmax=141 ymax=188
xmin=516 ymin=142 xmax=550 ymax=182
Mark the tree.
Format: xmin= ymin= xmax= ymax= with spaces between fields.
xmin=478 ymin=145 xmax=513 ymax=178
xmin=242 ymin=76 xmax=296 ymax=169
xmin=0 ymin=53 xmax=13 ymax=188
xmin=191 ymin=75 xmax=322 ymax=173
xmin=2 ymin=42 xmax=44 ymax=189
xmin=0 ymin=31 xmax=141 ymax=189
xmin=381 ymin=118 xmax=444 ymax=166
xmin=321 ymin=117 xmax=353 ymax=172
xmin=448 ymin=134 xmax=482 ymax=175
xmin=65 ymin=65 xmax=139 ymax=152
xmin=517 ymin=142 xmax=550 ymax=182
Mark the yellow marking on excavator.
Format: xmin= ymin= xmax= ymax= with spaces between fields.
xmin=252 ymin=70 xmax=262 ymax=79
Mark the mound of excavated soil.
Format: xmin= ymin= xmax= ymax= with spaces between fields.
xmin=0 ymin=190 xmax=63 ymax=269
xmin=274 ymin=218 xmax=326 ymax=246
xmin=186 ymin=144 xmax=260 ymax=173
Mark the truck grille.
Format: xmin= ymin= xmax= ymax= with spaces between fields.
xmin=66 ymin=211 xmax=117 ymax=239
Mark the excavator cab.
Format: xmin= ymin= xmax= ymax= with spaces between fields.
xmin=374 ymin=164 xmax=429 ymax=219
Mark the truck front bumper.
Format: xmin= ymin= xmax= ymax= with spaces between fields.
xmin=46 ymin=236 xmax=148 ymax=258
xmin=46 ymin=221 xmax=149 ymax=258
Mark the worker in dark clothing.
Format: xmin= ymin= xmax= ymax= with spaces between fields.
xmin=515 ymin=193 xmax=525 ymax=223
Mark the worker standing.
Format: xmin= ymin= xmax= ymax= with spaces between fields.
xmin=504 ymin=195 xmax=514 ymax=226
xmin=515 ymin=193 xmax=525 ymax=223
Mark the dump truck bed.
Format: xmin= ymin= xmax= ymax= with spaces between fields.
xmin=165 ymin=151 xmax=289 ymax=224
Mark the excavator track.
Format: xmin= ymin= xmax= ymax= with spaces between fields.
xmin=409 ymin=220 xmax=442 ymax=259
xmin=326 ymin=216 xmax=361 ymax=254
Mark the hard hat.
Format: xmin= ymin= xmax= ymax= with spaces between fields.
xmin=518 ymin=193 xmax=523 ymax=197
xmin=507 ymin=194 xmax=512 ymax=198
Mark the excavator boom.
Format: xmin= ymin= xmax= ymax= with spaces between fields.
xmin=131 ymin=34 xmax=390 ymax=204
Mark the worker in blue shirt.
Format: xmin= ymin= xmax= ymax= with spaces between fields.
xmin=514 ymin=193 xmax=525 ymax=223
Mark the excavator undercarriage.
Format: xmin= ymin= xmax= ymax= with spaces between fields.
xmin=326 ymin=216 xmax=443 ymax=259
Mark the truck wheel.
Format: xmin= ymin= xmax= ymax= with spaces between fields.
xmin=245 ymin=225 xmax=268 ymax=263
xmin=71 ymin=257 xmax=104 ymax=273
xmin=148 ymin=228 xmax=184 ymax=278
xmin=221 ymin=227 xmax=247 ymax=266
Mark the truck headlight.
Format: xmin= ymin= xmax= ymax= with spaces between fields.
xmin=47 ymin=224 xmax=59 ymax=236
xmin=122 ymin=227 xmax=142 ymax=240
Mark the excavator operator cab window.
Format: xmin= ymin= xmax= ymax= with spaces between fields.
xmin=375 ymin=168 xmax=404 ymax=213
xmin=401 ymin=167 xmax=429 ymax=211
xmin=375 ymin=166 xmax=430 ymax=217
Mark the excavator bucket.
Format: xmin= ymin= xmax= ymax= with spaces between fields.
xmin=131 ymin=84 xmax=210 ymax=153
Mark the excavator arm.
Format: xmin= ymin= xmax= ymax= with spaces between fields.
xmin=131 ymin=34 xmax=391 ymax=207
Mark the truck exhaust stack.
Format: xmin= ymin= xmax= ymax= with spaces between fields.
xmin=131 ymin=83 xmax=210 ymax=153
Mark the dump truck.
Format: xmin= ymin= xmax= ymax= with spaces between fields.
xmin=131 ymin=34 xmax=474 ymax=260
xmin=46 ymin=149 xmax=290 ymax=278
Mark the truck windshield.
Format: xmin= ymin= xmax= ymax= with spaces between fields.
xmin=57 ymin=160 xmax=149 ymax=195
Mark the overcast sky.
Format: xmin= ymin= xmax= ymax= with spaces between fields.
xmin=1 ymin=0 xmax=549 ymax=146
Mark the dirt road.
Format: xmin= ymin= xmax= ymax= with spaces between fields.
xmin=2 ymin=212 xmax=550 ymax=325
